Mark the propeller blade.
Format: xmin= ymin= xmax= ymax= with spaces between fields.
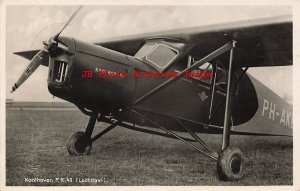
xmin=10 ymin=49 xmax=48 ymax=93
xmin=11 ymin=6 xmax=83 ymax=93
xmin=53 ymin=5 xmax=83 ymax=41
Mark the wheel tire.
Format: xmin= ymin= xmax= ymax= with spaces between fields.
xmin=67 ymin=131 xmax=92 ymax=156
xmin=217 ymin=147 xmax=245 ymax=181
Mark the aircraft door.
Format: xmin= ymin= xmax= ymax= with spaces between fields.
xmin=189 ymin=61 xmax=228 ymax=127
xmin=182 ymin=60 xmax=227 ymax=126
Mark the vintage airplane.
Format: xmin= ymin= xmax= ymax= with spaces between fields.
xmin=10 ymin=6 xmax=292 ymax=181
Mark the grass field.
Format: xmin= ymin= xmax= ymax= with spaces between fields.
xmin=6 ymin=107 xmax=293 ymax=186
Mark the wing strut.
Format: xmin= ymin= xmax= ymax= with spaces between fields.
xmin=222 ymin=41 xmax=236 ymax=150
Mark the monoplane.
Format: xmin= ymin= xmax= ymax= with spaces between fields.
xmin=11 ymin=6 xmax=293 ymax=180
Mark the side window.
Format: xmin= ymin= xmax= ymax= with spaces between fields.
xmin=188 ymin=57 xmax=228 ymax=89
xmin=190 ymin=62 xmax=213 ymax=84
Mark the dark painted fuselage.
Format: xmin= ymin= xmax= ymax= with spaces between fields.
xmin=47 ymin=36 xmax=291 ymax=135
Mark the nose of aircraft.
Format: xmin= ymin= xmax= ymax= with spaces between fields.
xmin=47 ymin=37 xmax=136 ymax=113
xmin=10 ymin=6 xmax=83 ymax=93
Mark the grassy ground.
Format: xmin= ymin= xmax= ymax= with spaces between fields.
xmin=6 ymin=108 xmax=293 ymax=186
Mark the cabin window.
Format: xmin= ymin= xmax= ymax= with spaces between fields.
xmin=146 ymin=44 xmax=178 ymax=68
xmin=190 ymin=62 xmax=213 ymax=84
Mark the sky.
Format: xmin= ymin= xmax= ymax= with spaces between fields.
xmin=5 ymin=5 xmax=292 ymax=102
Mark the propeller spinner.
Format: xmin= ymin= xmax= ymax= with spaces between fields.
xmin=10 ymin=5 xmax=83 ymax=93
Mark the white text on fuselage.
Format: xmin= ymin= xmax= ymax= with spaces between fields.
xmin=95 ymin=68 xmax=127 ymax=78
xmin=262 ymin=99 xmax=292 ymax=128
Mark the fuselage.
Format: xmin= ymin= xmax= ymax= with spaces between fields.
xmin=47 ymin=36 xmax=292 ymax=135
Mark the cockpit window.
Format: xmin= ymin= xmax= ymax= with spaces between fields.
xmin=146 ymin=44 xmax=178 ymax=68
xmin=135 ymin=43 xmax=179 ymax=68
xmin=134 ymin=43 xmax=157 ymax=59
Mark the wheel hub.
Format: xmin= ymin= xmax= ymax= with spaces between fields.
xmin=230 ymin=156 xmax=241 ymax=174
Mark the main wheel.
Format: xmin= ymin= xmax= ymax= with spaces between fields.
xmin=217 ymin=147 xmax=245 ymax=181
xmin=67 ymin=131 xmax=92 ymax=156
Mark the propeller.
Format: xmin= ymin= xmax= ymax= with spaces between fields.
xmin=10 ymin=5 xmax=83 ymax=93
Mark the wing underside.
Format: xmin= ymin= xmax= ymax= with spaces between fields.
xmin=98 ymin=15 xmax=292 ymax=68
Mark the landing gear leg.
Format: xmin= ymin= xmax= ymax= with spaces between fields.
xmin=67 ymin=114 xmax=97 ymax=156
xmin=217 ymin=41 xmax=245 ymax=180
xmin=67 ymin=113 xmax=119 ymax=156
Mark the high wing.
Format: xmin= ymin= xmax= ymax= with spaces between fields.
xmin=15 ymin=15 xmax=292 ymax=67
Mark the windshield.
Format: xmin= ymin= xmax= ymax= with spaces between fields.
xmin=135 ymin=42 xmax=179 ymax=69
xmin=146 ymin=44 xmax=178 ymax=68
xmin=134 ymin=43 xmax=157 ymax=59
